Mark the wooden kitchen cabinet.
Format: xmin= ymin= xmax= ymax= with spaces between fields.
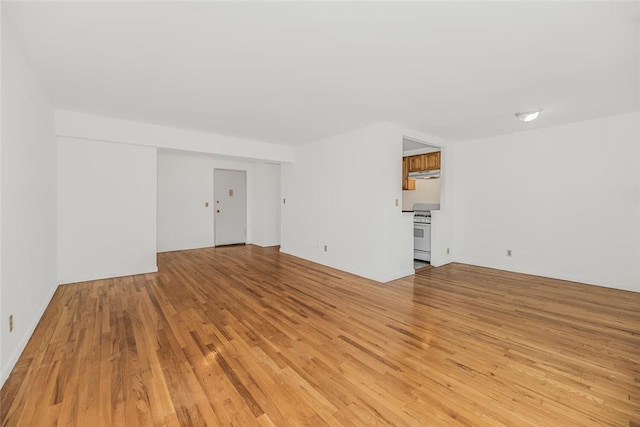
xmin=406 ymin=152 xmax=440 ymax=172
xmin=403 ymin=151 xmax=440 ymax=190
xmin=407 ymin=155 xmax=425 ymax=172
xmin=425 ymin=151 xmax=441 ymax=170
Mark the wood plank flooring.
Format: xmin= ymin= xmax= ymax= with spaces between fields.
xmin=2 ymin=245 xmax=639 ymax=426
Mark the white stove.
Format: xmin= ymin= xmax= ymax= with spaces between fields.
xmin=413 ymin=207 xmax=432 ymax=262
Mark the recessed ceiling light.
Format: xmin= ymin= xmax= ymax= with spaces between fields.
xmin=515 ymin=109 xmax=542 ymax=122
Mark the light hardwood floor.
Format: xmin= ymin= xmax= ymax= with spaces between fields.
xmin=2 ymin=246 xmax=639 ymax=426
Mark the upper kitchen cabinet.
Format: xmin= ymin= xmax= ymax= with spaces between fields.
xmin=425 ymin=152 xmax=440 ymax=170
xmin=406 ymin=152 xmax=440 ymax=172
xmin=407 ymin=155 xmax=426 ymax=172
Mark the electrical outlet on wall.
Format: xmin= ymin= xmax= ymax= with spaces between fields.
xmin=324 ymin=245 xmax=328 ymax=252
xmin=447 ymin=248 xmax=450 ymax=255
xmin=507 ymin=249 xmax=512 ymax=257
xmin=9 ymin=314 xmax=13 ymax=333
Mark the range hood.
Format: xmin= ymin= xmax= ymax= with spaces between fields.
xmin=408 ymin=170 xmax=440 ymax=179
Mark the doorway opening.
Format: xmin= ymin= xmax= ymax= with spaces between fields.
xmin=402 ymin=136 xmax=442 ymax=271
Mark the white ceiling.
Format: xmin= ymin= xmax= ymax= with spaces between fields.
xmin=402 ymin=137 xmax=438 ymax=153
xmin=5 ymin=1 xmax=639 ymax=146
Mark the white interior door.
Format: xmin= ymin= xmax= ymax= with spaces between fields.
xmin=214 ymin=169 xmax=247 ymax=246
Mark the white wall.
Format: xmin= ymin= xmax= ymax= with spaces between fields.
xmin=157 ymin=151 xmax=281 ymax=252
xmin=1 ymin=17 xmax=58 ymax=385
xmin=452 ymin=112 xmax=640 ymax=292
xmin=57 ymin=137 xmax=157 ymax=284
xmin=252 ymin=162 xmax=281 ymax=247
xmin=402 ymin=178 xmax=441 ymax=210
xmin=281 ymin=122 xmax=414 ymax=282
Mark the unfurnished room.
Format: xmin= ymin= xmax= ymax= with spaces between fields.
xmin=1 ymin=1 xmax=639 ymax=426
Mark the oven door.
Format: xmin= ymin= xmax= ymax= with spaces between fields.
xmin=414 ymin=223 xmax=431 ymax=261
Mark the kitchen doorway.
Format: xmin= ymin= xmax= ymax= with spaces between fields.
xmin=402 ymin=137 xmax=442 ymax=270
xmin=213 ymin=169 xmax=247 ymax=246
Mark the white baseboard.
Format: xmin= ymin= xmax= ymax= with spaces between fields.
xmin=377 ymin=269 xmax=415 ymax=283
xmin=279 ymin=247 xmax=413 ymax=284
xmin=58 ymin=265 xmax=158 ymax=285
xmin=157 ymin=244 xmax=213 ymax=253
